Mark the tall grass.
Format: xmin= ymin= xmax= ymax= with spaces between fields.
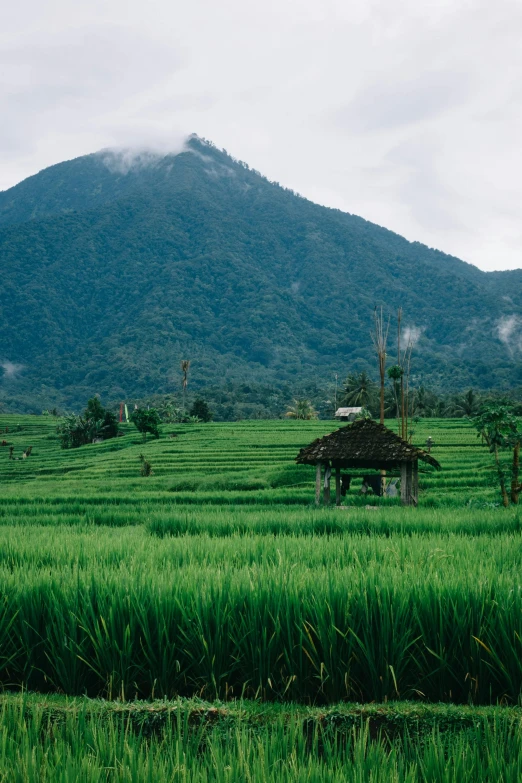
xmin=0 ymin=697 xmax=520 ymax=781
xmin=0 ymin=550 xmax=522 ymax=702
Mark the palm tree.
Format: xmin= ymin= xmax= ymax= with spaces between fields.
xmin=285 ymin=399 xmax=318 ymax=420
xmin=411 ymin=386 xmax=440 ymax=418
xmin=343 ymin=372 xmax=377 ymax=409
xmin=434 ymin=399 xmax=451 ymax=418
xmin=451 ymin=389 xmax=480 ymax=417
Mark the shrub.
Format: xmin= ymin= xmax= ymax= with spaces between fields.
xmin=189 ymin=399 xmax=212 ymax=422
xmin=57 ymin=397 xmax=118 ymax=449
xmin=130 ymin=408 xmax=161 ymax=440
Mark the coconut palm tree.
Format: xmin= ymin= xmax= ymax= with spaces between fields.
xmin=451 ymin=389 xmax=481 ymax=417
xmin=285 ymin=399 xmax=318 ymax=420
xmin=411 ymin=386 xmax=440 ymax=418
xmin=343 ymin=372 xmax=377 ymax=409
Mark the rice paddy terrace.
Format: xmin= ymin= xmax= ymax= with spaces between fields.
xmin=0 ymin=413 xmax=499 ymax=506
xmin=0 ymin=413 xmax=521 ymax=781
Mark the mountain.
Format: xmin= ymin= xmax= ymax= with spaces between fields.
xmin=0 ymin=135 xmax=521 ymax=413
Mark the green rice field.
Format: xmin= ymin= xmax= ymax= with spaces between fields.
xmin=0 ymin=413 xmax=521 ymax=780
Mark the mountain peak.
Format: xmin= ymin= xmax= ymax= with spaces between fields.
xmin=1 ymin=140 xmax=521 ymax=411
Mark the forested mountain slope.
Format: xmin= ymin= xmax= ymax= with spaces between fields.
xmin=0 ymin=135 xmax=520 ymax=411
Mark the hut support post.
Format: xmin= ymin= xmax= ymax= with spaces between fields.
xmin=401 ymin=461 xmax=414 ymax=505
xmin=335 ymin=467 xmax=341 ymax=506
xmin=412 ymin=460 xmax=419 ymax=506
xmin=315 ymin=463 xmax=321 ymax=506
xmin=324 ymin=466 xmax=331 ymax=506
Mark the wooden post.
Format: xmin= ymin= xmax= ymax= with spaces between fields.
xmin=407 ymin=462 xmax=413 ymax=505
xmin=335 ymin=467 xmax=341 ymax=506
xmin=412 ymin=460 xmax=418 ymax=506
xmin=324 ymin=465 xmax=331 ymax=506
xmin=315 ymin=463 xmax=321 ymax=506
xmin=401 ymin=461 xmax=413 ymax=505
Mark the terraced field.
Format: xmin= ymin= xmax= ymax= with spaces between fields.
xmin=0 ymin=413 xmax=497 ymax=508
xmin=0 ymin=413 xmax=520 ymax=780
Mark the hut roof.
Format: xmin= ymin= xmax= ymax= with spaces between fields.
xmin=296 ymin=419 xmax=441 ymax=470
xmin=335 ymin=407 xmax=362 ymax=417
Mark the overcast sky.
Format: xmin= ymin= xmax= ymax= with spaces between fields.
xmin=1 ymin=0 xmax=521 ymax=271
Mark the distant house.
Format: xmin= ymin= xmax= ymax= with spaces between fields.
xmin=335 ymin=407 xmax=362 ymax=422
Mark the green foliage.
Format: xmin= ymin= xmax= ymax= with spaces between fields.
xmin=0 ymin=527 xmax=522 ymax=702
xmin=451 ymin=389 xmax=481 ymax=417
xmin=1 ymin=412 xmax=522 ymax=709
xmin=411 ymin=386 xmax=442 ymax=417
xmin=56 ymin=397 xmax=118 ymax=449
xmin=471 ymin=401 xmax=520 ymax=449
xmin=285 ymin=399 xmax=318 ymax=419
xmin=470 ymin=401 xmax=521 ymax=506
xmin=0 ymin=695 xmax=521 ymax=781
xmin=139 ymin=454 xmax=153 ymax=477
xmin=130 ymin=408 xmax=161 ymax=440
xmin=3 ymin=403 xmax=522 ymax=756
xmin=4 ymin=412 xmax=522 ymax=772
xmin=141 ymin=382 xmax=522 ymax=423
xmin=1 ymin=137 xmax=522 ymax=413
xmin=387 ymin=365 xmax=403 ymax=381
xmin=189 ymin=399 xmax=212 ymax=422
xmin=343 ymin=372 xmax=378 ymax=410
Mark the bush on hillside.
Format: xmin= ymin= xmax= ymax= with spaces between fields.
xmin=189 ymin=399 xmax=212 ymax=422
xmin=130 ymin=408 xmax=161 ymax=440
xmin=57 ymin=397 xmax=118 ymax=449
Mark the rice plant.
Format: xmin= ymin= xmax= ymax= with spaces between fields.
xmin=0 ymin=696 xmax=519 ymax=781
xmin=0 ymin=413 xmax=521 ymax=774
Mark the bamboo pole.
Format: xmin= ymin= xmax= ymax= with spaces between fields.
xmin=398 ymin=308 xmax=405 ymax=440
xmin=371 ymin=307 xmax=389 ymax=494
xmin=371 ymin=306 xmax=389 ymax=426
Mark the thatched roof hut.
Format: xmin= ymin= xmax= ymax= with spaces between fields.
xmin=296 ymin=419 xmax=440 ymax=506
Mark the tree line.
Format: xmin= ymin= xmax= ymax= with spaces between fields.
xmin=285 ymin=374 xmax=522 ymax=421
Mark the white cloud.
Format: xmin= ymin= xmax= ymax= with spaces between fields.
xmin=100 ymin=137 xmax=186 ymax=175
xmin=1 ymin=361 xmax=24 ymax=378
xmin=402 ymin=326 xmax=424 ymax=348
xmin=495 ymin=315 xmax=522 ymax=354
xmin=0 ymin=0 xmax=521 ymax=272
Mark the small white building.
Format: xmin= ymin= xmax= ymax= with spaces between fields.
xmin=335 ymin=407 xmax=362 ymax=422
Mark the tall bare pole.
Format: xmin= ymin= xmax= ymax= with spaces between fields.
xmin=404 ymin=340 xmax=412 ymax=441
xmin=397 ymin=308 xmax=405 ymax=438
xmin=372 ymin=306 xmax=390 ymax=497
xmin=181 ymin=360 xmax=190 ymax=415
xmin=403 ymin=334 xmax=415 ymax=442
xmin=371 ymin=307 xmax=389 ymax=425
